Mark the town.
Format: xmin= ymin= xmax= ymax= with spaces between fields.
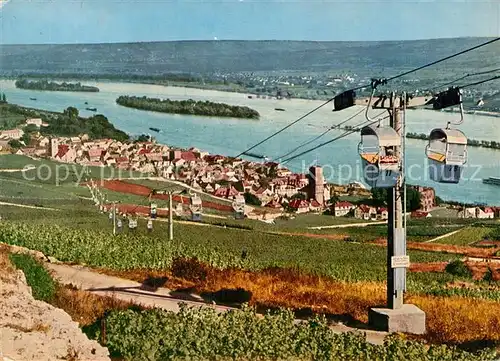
xmin=2 ymin=116 xmax=499 ymax=221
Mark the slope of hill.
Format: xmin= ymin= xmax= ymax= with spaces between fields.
xmin=0 ymin=38 xmax=498 ymax=76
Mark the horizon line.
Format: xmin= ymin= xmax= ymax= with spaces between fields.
xmin=1 ymin=36 xmax=495 ymax=47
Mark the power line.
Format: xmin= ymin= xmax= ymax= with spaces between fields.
xmin=233 ymin=37 xmax=500 ymax=159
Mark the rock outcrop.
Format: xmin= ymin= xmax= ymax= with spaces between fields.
xmin=0 ymin=258 xmax=110 ymax=361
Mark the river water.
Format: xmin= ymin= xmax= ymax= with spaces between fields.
xmin=1 ymin=79 xmax=499 ymax=205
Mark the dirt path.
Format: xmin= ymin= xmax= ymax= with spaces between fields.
xmin=0 ymin=201 xmax=60 ymax=211
xmin=46 ymin=262 xmax=387 ymax=345
xmin=424 ymin=229 xmax=463 ymax=243
xmin=0 ymin=166 xmax=36 ymax=173
xmin=308 ymin=221 xmax=387 ymax=230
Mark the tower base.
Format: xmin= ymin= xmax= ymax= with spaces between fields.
xmin=369 ymin=304 xmax=426 ymax=334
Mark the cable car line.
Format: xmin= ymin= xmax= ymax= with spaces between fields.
xmin=383 ymin=37 xmax=500 ymax=84
xmin=233 ymin=37 xmax=500 ymax=160
xmin=281 ymin=117 xmax=385 ymax=164
xmin=274 ymin=107 xmax=366 ymax=161
xmin=460 ymin=75 xmax=500 ymax=88
xmin=430 ymin=66 xmax=500 ymax=91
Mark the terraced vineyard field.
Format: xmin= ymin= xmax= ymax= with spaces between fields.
xmin=439 ymin=226 xmax=498 ymax=246
xmin=0 ymin=219 xmax=457 ymax=282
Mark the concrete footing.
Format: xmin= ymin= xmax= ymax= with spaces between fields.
xmin=368 ymin=304 xmax=426 ymax=334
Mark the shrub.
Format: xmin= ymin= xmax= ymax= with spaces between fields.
xmin=9 ymin=253 xmax=56 ymax=302
xmin=91 ymin=305 xmax=497 ymax=361
xmin=483 ymin=268 xmax=494 ymax=282
xmin=445 ymin=260 xmax=472 ymax=278
xmin=171 ymin=257 xmax=209 ymax=282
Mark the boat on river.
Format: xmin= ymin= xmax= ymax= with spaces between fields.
xmin=483 ymin=177 xmax=500 ymax=186
xmin=86 ymin=107 xmax=97 ymax=112
xmin=29 ymin=97 xmax=37 ymax=101
xmin=149 ymin=127 xmax=160 ymax=133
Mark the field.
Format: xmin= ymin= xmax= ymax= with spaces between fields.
xmin=438 ymin=226 xmax=496 ymax=246
xmin=0 ymin=153 xmax=499 ymax=352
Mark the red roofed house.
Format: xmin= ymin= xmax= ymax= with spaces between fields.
xmin=88 ymin=148 xmax=103 ymax=162
xmin=333 ymin=201 xmax=355 ymax=217
xmin=309 ymin=199 xmax=322 ymax=212
xmin=55 ymin=144 xmax=76 ymax=163
xmin=138 ymin=147 xmax=152 ymax=155
xmin=181 ymin=151 xmax=197 ymax=162
xmin=145 ymin=153 xmax=163 ymax=162
xmin=265 ymin=199 xmax=284 ymax=210
xmin=354 ymin=205 xmax=377 ymax=220
xmin=213 ymin=186 xmax=240 ymax=199
xmin=288 ymin=199 xmax=310 ymax=214
xmin=477 ymin=207 xmax=495 ymax=219
xmin=411 ymin=211 xmax=432 ymax=219
xmin=377 ymin=207 xmax=389 ymax=220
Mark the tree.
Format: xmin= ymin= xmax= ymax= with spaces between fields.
xmin=1 ymin=93 xmax=6 ymax=103
xmin=371 ymin=186 xmax=421 ymax=211
xmin=21 ymin=132 xmax=31 ymax=146
xmin=8 ymin=139 xmax=22 ymax=149
xmin=24 ymin=124 xmax=39 ymax=133
xmin=64 ymin=106 xmax=79 ymax=119
xmin=371 ymin=188 xmax=387 ymax=206
xmin=243 ymin=192 xmax=261 ymax=206
xmin=136 ymin=134 xmax=151 ymax=142
xmin=406 ymin=187 xmax=422 ymax=212
xmin=435 ymin=196 xmax=445 ymax=206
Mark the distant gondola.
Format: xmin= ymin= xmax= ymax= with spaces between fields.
xmin=275 ymin=108 xmax=286 ymax=112
xmin=86 ymin=107 xmax=97 ymax=112
xmin=243 ymin=152 xmax=266 ymax=159
xmin=149 ymin=127 xmax=160 ymax=133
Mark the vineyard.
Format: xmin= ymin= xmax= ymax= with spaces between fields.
xmin=0 ymin=221 xmax=456 ymax=282
xmin=438 ymin=226 xmax=497 ymax=246
xmin=83 ymin=305 xmax=497 ymax=361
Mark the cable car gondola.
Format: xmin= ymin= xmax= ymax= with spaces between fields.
xmin=190 ymin=194 xmax=203 ymax=221
xmin=426 ymin=88 xmax=467 ymax=184
xmin=232 ymin=194 xmax=246 ymax=220
xmin=358 ymin=125 xmax=400 ymax=188
xmin=426 ymin=128 xmax=467 ymax=184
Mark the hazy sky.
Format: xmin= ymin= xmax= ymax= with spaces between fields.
xmin=1 ymin=0 xmax=499 ymax=44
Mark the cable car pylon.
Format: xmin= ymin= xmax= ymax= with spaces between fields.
xmin=333 ymin=87 xmax=431 ymax=334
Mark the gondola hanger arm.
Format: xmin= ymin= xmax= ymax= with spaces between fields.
xmin=354 ymin=95 xmax=433 ymax=109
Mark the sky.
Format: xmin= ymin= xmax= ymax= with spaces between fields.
xmin=0 ymin=0 xmax=499 ymax=44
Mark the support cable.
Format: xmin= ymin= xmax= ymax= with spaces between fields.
xmin=233 ymin=37 xmax=500 ymax=159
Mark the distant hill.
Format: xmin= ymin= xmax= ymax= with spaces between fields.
xmin=0 ymin=38 xmax=498 ymax=76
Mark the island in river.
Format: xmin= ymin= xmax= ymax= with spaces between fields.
xmin=116 ymin=95 xmax=260 ymax=119
xmin=15 ymin=79 xmax=99 ymax=93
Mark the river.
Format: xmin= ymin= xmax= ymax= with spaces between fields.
xmin=1 ymin=79 xmax=499 ymax=205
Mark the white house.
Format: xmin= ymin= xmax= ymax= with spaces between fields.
xmin=26 ymin=118 xmax=43 ymax=127
xmin=333 ymin=201 xmax=355 ymax=217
